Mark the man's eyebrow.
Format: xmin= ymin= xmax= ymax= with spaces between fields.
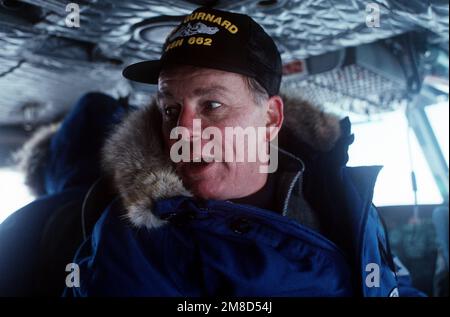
xmin=192 ymin=85 xmax=229 ymax=96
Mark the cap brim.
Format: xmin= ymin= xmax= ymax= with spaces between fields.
xmin=122 ymin=60 xmax=161 ymax=84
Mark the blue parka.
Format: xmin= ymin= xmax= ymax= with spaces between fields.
xmin=69 ymin=94 xmax=424 ymax=297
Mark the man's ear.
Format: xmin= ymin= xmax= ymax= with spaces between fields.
xmin=265 ymin=95 xmax=284 ymax=142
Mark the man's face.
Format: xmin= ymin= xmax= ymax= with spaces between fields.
xmin=157 ymin=66 xmax=282 ymax=200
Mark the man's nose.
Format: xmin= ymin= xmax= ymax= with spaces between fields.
xmin=176 ymin=104 xmax=200 ymax=140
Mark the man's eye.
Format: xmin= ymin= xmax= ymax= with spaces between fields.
xmin=206 ymin=101 xmax=222 ymax=110
xmin=164 ymin=106 xmax=180 ymax=119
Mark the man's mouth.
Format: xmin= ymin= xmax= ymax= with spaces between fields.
xmin=179 ymin=156 xmax=215 ymax=175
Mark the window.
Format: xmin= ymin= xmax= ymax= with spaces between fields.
xmin=348 ymin=108 xmax=444 ymax=206
xmin=0 ymin=167 xmax=34 ymax=223
xmin=425 ymin=101 xmax=449 ymax=166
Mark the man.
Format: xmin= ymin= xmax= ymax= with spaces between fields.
xmin=0 ymin=92 xmax=128 ymax=296
xmin=69 ymin=7 xmax=422 ymax=296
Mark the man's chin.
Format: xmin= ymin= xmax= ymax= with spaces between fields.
xmin=188 ymin=182 xmax=225 ymax=200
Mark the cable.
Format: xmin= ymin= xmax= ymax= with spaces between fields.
xmin=81 ymin=177 xmax=102 ymax=240
xmin=406 ymin=104 xmax=421 ymax=229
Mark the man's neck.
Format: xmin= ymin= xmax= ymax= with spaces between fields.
xmin=230 ymin=173 xmax=277 ymax=213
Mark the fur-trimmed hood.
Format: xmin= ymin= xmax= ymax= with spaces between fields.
xmin=102 ymin=92 xmax=342 ymax=229
xmin=15 ymin=123 xmax=61 ymax=196
xmin=15 ymin=92 xmax=128 ymax=196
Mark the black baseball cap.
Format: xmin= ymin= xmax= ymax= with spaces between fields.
xmin=123 ymin=7 xmax=282 ymax=96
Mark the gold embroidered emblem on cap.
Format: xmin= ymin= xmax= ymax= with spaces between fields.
xmin=183 ymin=12 xmax=239 ymax=34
